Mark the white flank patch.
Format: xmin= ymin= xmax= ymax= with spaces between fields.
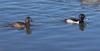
xmin=66 ymin=19 xmax=79 ymax=24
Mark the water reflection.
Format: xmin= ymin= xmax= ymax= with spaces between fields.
xmin=79 ymin=22 xmax=86 ymax=31
xmin=64 ymin=22 xmax=86 ymax=31
xmin=25 ymin=24 xmax=32 ymax=34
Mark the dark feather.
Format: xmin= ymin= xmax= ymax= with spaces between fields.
xmin=68 ymin=18 xmax=79 ymax=21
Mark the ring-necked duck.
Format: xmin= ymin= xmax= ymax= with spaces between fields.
xmin=64 ymin=14 xmax=85 ymax=24
xmin=10 ymin=17 xmax=32 ymax=29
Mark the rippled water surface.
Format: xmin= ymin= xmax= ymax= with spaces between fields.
xmin=0 ymin=0 xmax=100 ymax=51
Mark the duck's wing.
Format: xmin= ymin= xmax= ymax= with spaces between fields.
xmin=16 ymin=22 xmax=25 ymax=25
xmin=68 ymin=17 xmax=79 ymax=21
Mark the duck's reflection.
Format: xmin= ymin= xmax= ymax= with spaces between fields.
xmin=25 ymin=26 xmax=32 ymax=34
xmin=79 ymin=22 xmax=86 ymax=31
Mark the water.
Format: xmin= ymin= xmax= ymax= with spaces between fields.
xmin=0 ymin=0 xmax=100 ymax=51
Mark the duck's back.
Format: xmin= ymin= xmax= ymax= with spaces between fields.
xmin=11 ymin=22 xmax=25 ymax=29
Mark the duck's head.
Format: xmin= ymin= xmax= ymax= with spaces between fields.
xmin=25 ymin=16 xmax=32 ymax=25
xmin=79 ymin=14 xmax=85 ymax=23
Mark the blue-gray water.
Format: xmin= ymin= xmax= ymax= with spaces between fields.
xmin=0 ymin=0 xmax=100 ymax=51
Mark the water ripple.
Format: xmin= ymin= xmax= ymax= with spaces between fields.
xmin=0 ymin=0 xmax=100 ymax=51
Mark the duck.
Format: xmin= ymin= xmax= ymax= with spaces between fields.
xmin=10 ymin=17 xmax=32 ymax=29
xmin=64 ymin=14 xmax=85 ymax=24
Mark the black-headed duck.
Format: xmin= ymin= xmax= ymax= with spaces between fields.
xmin=64 ymin=14 xmax=85 ymax=24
